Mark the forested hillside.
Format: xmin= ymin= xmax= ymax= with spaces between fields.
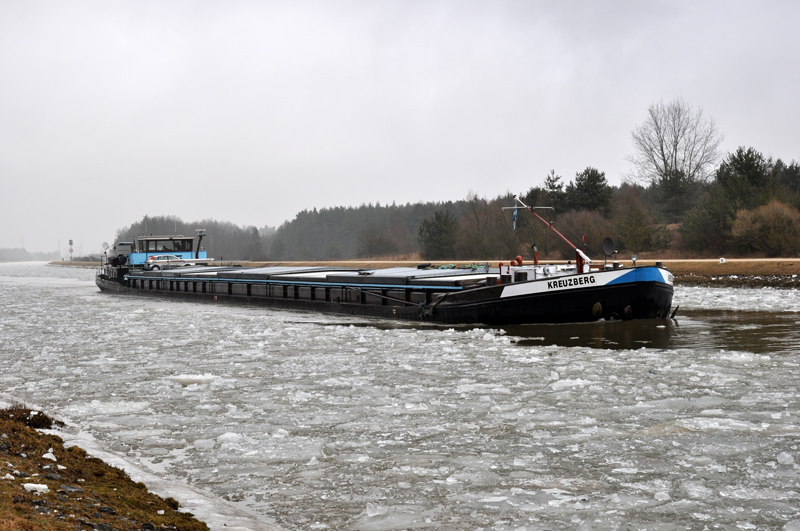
xmin=112 ymin=101 xmax=800 ymax=262
xmin=113 ymin=143 xmax=800 ymax=262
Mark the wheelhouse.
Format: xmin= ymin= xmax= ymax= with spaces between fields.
xmin=127 ymin=235 xmax=206 ymax=265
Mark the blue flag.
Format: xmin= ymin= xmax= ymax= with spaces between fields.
xmin=512 ymin=207 xmax=518 ymax=232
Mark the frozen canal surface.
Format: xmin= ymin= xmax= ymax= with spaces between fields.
xmin=2 ymin=262 xmax=800 ymax=530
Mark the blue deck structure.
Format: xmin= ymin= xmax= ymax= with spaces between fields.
xmin=126 ymin=234 xmax=209 ymax=265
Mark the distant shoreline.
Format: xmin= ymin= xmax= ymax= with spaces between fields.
xmin=49 ymin=258 xmax=800 ymax=288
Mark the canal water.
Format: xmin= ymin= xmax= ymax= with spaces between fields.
xmin=1 ymin=262 xmax=800 ymax=530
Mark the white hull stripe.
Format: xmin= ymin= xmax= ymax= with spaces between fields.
xmin=499 ymin=267 xmax=673 ymax=299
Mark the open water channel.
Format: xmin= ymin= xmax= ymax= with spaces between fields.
xmin=1 ymin=262 xmax=800 ymax=530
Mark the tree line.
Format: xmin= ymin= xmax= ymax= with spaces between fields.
xmin=114 ymin=216 xmax=271 ymax=261
xmin=111 ymin=99 xmax=799 ymax=261
xmin=111 ymin=147 xmax=800 ymax=263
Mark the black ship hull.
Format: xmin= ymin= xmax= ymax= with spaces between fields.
xmin=96 ymin=264 xmax=674 ymax=325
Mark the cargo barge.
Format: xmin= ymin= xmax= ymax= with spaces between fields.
xmin=96 ymin=199 xmax=674 ymax=325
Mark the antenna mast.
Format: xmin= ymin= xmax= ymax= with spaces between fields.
xmin=504 ymin=195 xmax=591 ymax=272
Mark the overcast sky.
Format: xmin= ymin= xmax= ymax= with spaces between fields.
xmin=1 ymin=0 xmax=798 ymax=254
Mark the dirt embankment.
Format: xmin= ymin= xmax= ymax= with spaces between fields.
xmin=656 ymin=259 xmax=800 ymax=287
xmin=0 ymin=404 xmax=208 ymax=531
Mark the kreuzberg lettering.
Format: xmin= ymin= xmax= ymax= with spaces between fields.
xmin=547 ymin=275 xmax=597 ymax=290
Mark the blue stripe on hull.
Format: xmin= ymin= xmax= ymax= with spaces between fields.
xmin=606 ymin=268 xmax=666 ymax=285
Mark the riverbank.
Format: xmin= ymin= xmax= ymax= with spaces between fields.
xmin=0 ymin=404 xmax=208 ymax=531
xmin=663 ymin=259 xmax=800 ymax=288
xmin=54 ymin=258 xmax=800 ymax=288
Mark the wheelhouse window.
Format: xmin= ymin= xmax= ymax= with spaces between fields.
xmin=139 ymin=237 xmax=194 ymax=253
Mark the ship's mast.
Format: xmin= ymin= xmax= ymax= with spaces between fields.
xmin=505 ymin=195 xmax=591 ymax=272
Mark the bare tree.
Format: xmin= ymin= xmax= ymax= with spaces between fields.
xmin=456 ymin=192 xmax=493 ymax=258
xmin=627 ymin=98 xmax=723 ymax=185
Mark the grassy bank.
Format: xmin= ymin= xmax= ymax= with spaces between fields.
xmin=0 ymin=404 xmax=208 ymax=531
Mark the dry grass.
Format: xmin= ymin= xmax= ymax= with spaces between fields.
xmin=1 ymin=402 xmax=65 ymax=430
xmin=0 ymin=404 xmax=208 ymax=531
